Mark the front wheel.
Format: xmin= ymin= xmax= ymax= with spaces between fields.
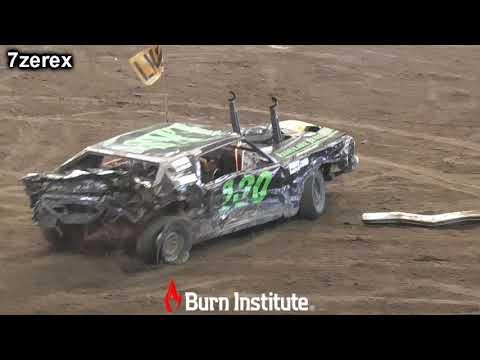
xmin=136 ymin=216 xmax=192 ymax=265
xmin=298 ymin=171 xmax=326 ymax=219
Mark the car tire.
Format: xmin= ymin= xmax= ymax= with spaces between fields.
xmin=136 ymin=216 xmax=192 ymax=265
xmin=299 ymin=170 xmax=326 ymax=219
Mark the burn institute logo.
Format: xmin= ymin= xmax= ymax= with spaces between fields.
xmin=163 ymin=279 xmax=311 ymax=313
xmin=164 ymin=279 xmax=182 ymax=313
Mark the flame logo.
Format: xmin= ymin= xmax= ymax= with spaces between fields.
xmin=164 ymin=279 xmax=182 ymax=313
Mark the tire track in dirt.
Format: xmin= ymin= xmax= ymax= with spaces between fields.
xmin=413 ymin=279 xmax=480 ymax=300
xmin=4 ymin=95 xmax=480 ymax=155
xmin=331 ymin=174 xmax=385 ymax=187
xmin=0 ymin=113 xmax=119 ymax=129
xmin=361 ymin=155 xmax=480 ymax=197
xmin=240 ymin=257 xmax=475 ymax=272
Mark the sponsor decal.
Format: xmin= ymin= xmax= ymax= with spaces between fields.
xmin=163 ymin=279 xmax=311 ymax=313
xmin=276 ymin=128 xmax=340 ymax=159
xmin=288 ymin=157 xmax=309 ymax=175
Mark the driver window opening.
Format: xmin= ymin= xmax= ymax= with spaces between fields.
xmin=199 ymin=141 xmax=271 ymax=183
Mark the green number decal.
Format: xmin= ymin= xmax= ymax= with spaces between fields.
xmin=222 ymin=179 xmax=235 ymax=206
xmin=221 ymin=171 xmax=273 ymax=212
xmin=233 ymin=174 xmax=256 ymax=208
xmin=252 ymin=171 xmax=273 ymax=204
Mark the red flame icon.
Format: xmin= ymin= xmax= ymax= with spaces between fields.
xmin=164 ymin=279 xmax=182 ymax=313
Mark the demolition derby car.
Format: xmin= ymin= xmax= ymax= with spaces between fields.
xmin=23 ymin=94 xmax=359 ymax=265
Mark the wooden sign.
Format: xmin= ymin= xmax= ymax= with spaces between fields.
xmin=129 ymin=45 xmax=165 ymax=86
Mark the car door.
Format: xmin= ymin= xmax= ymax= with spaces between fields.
xmin=202 ymin=140 xmax=287 ymax=237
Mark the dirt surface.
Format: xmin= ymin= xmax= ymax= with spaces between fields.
xmin=0 ymin=45 xmax=479 ymax=314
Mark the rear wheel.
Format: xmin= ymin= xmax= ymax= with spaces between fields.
xmin=298 ymin=171 xmax=326 ymax=219
xmin=136 ymin=216 xmax=192 ymax=265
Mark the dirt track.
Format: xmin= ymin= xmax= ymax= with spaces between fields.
xmin=0 ymin=45 xmax=479 ymax=314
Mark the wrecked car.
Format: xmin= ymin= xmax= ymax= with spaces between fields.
xmin=22 ymin=93 xmax=359 ymax=265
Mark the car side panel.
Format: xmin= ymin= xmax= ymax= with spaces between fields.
xmin=195 ymin=164 xmax=287 ymax=242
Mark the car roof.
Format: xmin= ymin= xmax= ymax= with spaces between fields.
xmin=88 ymin=122 xmax=240 ymax=162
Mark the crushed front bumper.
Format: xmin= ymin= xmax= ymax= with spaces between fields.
xmin=33 ymin=194 xmax=106 ymax=228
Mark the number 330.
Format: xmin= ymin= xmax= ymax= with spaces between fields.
xmin=222 ymin=171 xmax=273 ymax=208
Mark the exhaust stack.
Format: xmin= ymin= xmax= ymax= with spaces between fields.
xmin=228 ymin=91 xmax=241 ymax=134
xmin=270 ymin=96 xmax=282 ymax=145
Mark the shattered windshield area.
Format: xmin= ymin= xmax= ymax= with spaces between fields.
xmin=60 ymin=153 xmax=159 ymax=181
xmin=98 ymin=122 xmax=227 ymax=156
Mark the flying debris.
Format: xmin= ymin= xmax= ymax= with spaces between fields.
xmin=362 ymin=210 xmax=480 ymax=227
xmin=129 ymin=45 xmax=165 ymax=86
